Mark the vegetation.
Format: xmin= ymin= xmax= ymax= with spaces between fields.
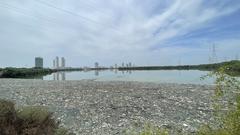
xmin=0 ymin=99 xmax=74 ymax=135
xmin=0 ymin=67 xmax=54 ymax=78
xmin=119 ymin=60 xmax=240 ymax=76
xmin=197 ymin=67 xmax=240 ymax=135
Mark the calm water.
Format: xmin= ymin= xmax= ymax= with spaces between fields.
xmin=43 ymin=70 xmax=215 ymax=84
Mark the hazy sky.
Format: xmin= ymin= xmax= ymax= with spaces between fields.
xmin=0 ymin=0 xmax=240 ymax=68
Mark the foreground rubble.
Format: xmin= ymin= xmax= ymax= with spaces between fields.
xmin=0 ymin=79 xmax=215 ymax=135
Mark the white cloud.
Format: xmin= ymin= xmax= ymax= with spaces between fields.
xmin=0 ymin=0 xmax=239 ymax=67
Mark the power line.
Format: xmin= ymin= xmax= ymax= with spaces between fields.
xmin=0 ymin=1 xmax=102 ymax=38
xmin=0 ymin=2 xmax=90 ymax=42
xmin=0 ymin=1 xmax=62 ymax=27
xmin=34 ymin=0 xmax=122 ymax=33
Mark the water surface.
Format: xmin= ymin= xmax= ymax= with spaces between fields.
xmin=43 ymin=70 xmax=214 ymax=84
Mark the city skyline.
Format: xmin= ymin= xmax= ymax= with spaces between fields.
xmin=0 ymin=0 xmax=240 ymax=68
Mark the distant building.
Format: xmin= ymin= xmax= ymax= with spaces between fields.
xmin=53 ymin=60 xmax=55 ymax=68
xmin=35 ymin=57 xmax=43 ymax=68
xmin=95 ymin=62 xmax=99 ymax=68
xmin=56 ymin=56 xmax=59 ymax=68
xmin=129 ymin=62 xmax=132 ymax=67
xmin=61 ymin=57 xmax=65 ymax=68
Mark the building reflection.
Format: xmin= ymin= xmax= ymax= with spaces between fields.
xmin=92 ymin=69 xmax=133 ymax=77
xmin=95 ymin=70 xmax=99 ymax=76
xmin=53 ymin=72 xmax=66 ymax=81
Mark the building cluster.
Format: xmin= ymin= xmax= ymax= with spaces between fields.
xmin=35 ymin=57 xmax=43 ymax=68
xmin=95 ymin=62 xmax=99 ymax=68
xmin=120 ymin=62 xmax=132 ymax=68
xmin=53 ymin=56 xmax=66 ymax=69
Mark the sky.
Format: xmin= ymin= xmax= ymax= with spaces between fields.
xmin=0 ymin=0 xmax=240 ymax=68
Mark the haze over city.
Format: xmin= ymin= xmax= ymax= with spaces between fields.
xmin=0 ymin=0 xmax=240 ymax=67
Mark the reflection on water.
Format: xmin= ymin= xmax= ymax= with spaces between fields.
xmin=53 ymin=72 xmax=66 ymax=81
xmin=43 ymin=70 xmax=215 ymax=84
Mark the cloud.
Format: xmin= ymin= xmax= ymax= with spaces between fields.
xmin=0 ymin=0 xmax=239 ymax=67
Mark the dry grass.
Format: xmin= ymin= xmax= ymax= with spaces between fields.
xmin=0 ymin=99 xmax=73 ymax=135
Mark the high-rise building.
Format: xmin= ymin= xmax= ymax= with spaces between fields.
xmin=95 ymin=62 xmax=99 ymax=68
xmin=61 ymin=57 xmax=65 ymax=68
xmin=53 ymin=60 xmax=55 ymax=68
xmin=56 ymin=56 xmax=59 ymax=68
xmin=128 ymin=62 xmax=132 ymax=67
xmin=35 ymin=57 xmax=43 ymax=68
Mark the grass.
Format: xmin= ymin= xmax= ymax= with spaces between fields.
xmin=0 ymin=99 xmax=73 ymax=135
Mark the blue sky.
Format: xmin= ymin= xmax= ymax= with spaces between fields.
xmin=0 ymin=0 xmax=240 ymax=68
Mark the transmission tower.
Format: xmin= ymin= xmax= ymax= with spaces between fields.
xmin=209 ymin=44 xmax=218 ymax=64
xmin=236 ymin=54 xmax=239 ymax=60
xmin=212 ymin=44 xmax=217 ymax=63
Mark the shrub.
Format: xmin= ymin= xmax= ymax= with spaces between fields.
xmin=197 ymin=67 xmax=240 ymax=135
xmin=0 ymin=99 xmax=74 ymax=135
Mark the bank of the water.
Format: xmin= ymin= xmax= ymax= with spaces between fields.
xmin=44 ymin=70 xmax=214 ymax=84
xmin=119 ymin=60 xmax=240 ymax=76
xmin=0 ymin=79 xmax=215 ymax=135
xmin=0 ymin=68 xmax=54 ymax=78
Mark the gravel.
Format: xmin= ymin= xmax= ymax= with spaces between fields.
xmin=0 ymin=79 xmax=215 ymax=135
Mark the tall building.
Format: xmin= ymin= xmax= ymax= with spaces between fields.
xmin=56 ymin=56 xmax=59 ymax=68
xmin=128 ymin=62 xmax=132 ymax=67
xmin=61 ymin=57 xmax=65 ymax=68
xmin=95 ymin=62 xmax=99 ymax=68
xmin=122 ymin=62 xmax=124 ymax=67
xmin=53 ymin=60 xmax=55 ymax=68
xmin=35 ymin=57 xmax=43 ymax=68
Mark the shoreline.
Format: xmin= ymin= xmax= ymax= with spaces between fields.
xmin=0 ymin=79 xmax=215 ymax=135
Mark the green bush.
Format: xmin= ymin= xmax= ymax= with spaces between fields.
xmin=197 ymin=67 xmax=240 ymax=135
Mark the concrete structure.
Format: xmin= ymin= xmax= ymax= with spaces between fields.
xmin=95 ymin=62 xmax=99 ymax=68
xmin=129 ymin=62 xmax=132 ymax=67
xmin=53 ymin=60 xmax=55 ymax=68
xmin=61 ymin=57 xmax=65 ymax=68
xmin=56 ymin=56 xmax=59 ymax=68
xmin=35 ymin=57 xmax=43 ymax=68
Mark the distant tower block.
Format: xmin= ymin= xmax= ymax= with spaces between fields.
xmin=122 ymin=63 xmax=124 ymax=67
xmin=115 ymin=64 xmax=118 ymax=69
xmin=61 ymin=57 xmax=65 ymax=68
xmin=95 ymin=62 xmax=99 ymax=68
xmin=35 ymin=57 xmax=43 ymax=68
xmin=53 ymin=60 xmax=55 ymax=68
xmin=56 ymin=56 xmax=59 ymax=68
xmin=129 ymin=62 xmax=132 ymax=67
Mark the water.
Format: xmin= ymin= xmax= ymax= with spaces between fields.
xmin=43 ymin=70 xmax=214 ymax=84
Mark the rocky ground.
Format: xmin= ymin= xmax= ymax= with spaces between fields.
xmin=0 ymin=79 xmax=215 ymax=135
